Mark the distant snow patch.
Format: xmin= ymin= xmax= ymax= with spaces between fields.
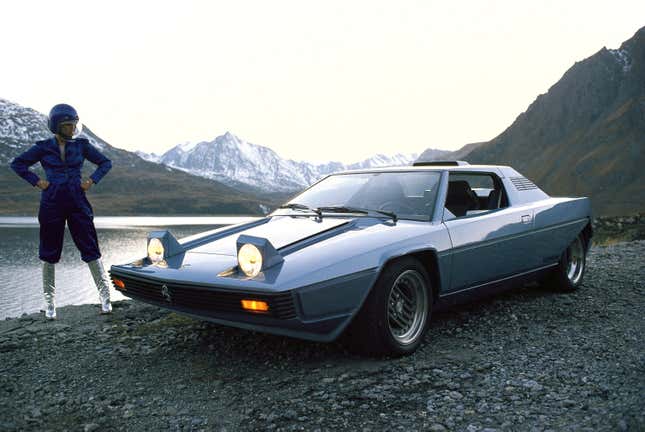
xmin=81 ymin=133 xmax=106 ymax=150
xmin=136 ymin=150 xmax=162 ymax=163
xmin=179 ymin=140 xmax=200 ymax=152
xmin=609 ymin=49 xmax=631 ymax=72
xmin=259 ymin=204 xmax=270 ymax=215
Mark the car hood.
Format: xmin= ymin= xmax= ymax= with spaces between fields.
xmin=188 ymin=215 xmax=351 ymax=256
xmin=111 ymin=215 xmax=449 ymax=292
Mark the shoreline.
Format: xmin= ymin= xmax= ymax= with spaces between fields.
xmin=2 ymin=216 xmax=642 ymax=321
xmin=0 ymin=215 xmax=258 ymax=229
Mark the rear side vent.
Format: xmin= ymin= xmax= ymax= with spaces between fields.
xmin=510 ymin=176 xmax=538 ymax=191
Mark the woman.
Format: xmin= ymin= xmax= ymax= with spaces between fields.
xmin=10 ymin=103 xmax=113 ymax=319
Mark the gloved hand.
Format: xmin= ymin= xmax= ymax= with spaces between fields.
xmin=81 ymin=178 xmax=94 ymax=191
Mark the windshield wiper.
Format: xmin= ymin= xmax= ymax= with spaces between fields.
xmin=316 ymin=206 xmax=397 ymax=222
xmin=278 ymin=203 xmax=321 ymax=216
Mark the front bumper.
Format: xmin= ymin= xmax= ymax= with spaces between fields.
xmin=109 ymin=268 xmax=378 ymax=342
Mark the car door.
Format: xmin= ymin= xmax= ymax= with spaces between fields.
xmin=443 ymin=172 xmax=535 ymax=293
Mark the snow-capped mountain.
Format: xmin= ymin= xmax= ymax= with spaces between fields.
xmin=0 ymin=98 xmax=274 ymax=216
xmin=135 ymin=150 xmax=162 ymax=163
xmin=0 ymin=98 xmax=109 ymax=164
xmin=147 ymin=132 xmax=420 ymax=193
xmin=153 ymin=132 xmax=316 ymax=192
xmin=0 ymin=98 xmax=51 ymax=163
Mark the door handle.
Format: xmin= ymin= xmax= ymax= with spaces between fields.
xmin=521 ymin=214 xmax=532 ymax=224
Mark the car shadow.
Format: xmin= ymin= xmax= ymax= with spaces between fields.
xmin=139 ymin=280 xmax=570 ymax=368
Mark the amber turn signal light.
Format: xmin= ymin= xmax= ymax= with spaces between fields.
xmin=241 ymin=299 xmax=269 ymax=312
xmin=113 ymin=278 xmax=125 ymax=289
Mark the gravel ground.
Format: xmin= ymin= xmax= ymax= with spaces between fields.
xmin=1 ymin=241 xmax=643 ymax=432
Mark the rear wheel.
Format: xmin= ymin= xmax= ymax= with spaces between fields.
xmin=547 ymin=234 xmax=587 ymax=292
xmin=346 ymin=257 xmax=432 ymax=356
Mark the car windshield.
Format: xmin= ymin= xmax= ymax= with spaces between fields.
xmin=275 ymin=171 xmax=441 ymax=221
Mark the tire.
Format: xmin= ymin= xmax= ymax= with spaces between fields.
xmin=345 ymin=257 xmax=432 ymax=356
xmin=546 ymin=233 xmax=587 ymax=292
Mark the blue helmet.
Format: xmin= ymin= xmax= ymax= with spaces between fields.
xmin=48 ymin=104 xmax=79 ymax=136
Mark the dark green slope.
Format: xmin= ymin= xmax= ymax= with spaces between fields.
xmin=465 ymin=27 xmax=644 ymax=216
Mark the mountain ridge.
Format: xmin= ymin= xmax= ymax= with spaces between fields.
xmin=144 ymin=131 xmax=420 ymax=193
xmin=418 ymin=27 xmax=644 ymax=216
xmin=0 ymin=98 xmax=424 ymax=214
xmin=0 ymin=98 xmax=274 ymax=216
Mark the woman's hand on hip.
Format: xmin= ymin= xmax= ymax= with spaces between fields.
xmin=36 ymin=179 xmax=50 ymax=190
xmin=81 ymin=178 xmax=94 ymax=191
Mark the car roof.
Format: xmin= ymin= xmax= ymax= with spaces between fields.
xmin=329 ymin=164 xmax=512 ymax=175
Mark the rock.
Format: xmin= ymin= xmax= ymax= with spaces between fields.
xmin=617 ymin=419 xmax=628 ymax=431
xmin=0 ymin=421 xmax=18 ymax=431
xmin=0 ymin=341 xmax=23 ymax=353
xmin=522 ymin=380 xmax=544 ymax=392
xmin=283 ymin=409 xmax=297 ymax=420
xmin=449 ymin=391 xmax=464 ymax=400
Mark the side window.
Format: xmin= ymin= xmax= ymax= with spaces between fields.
xmin=444 ymin=173 xmax=508 ymax=219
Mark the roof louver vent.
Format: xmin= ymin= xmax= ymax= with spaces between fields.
xmin=510 ymin=176 xmax=538 ymax=191
xmin=412 ymin=160 xmax=470 ymax=167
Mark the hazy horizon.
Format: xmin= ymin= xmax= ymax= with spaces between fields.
xmin=1 ymin=1 xmax=643 ymax=162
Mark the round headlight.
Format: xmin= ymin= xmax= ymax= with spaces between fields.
xmin=147 ymin=238 xmax=165 ymax=263
xmin=238 ymin=243 xmax=263 ymax=277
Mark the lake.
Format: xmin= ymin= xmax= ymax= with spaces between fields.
xmin=0 ymin=216 xmax=256 ymax=319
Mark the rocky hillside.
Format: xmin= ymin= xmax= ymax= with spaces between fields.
xmin=463 ymin=27 xmax=645 ymax=216
xmin=416 ymin=142 xmax=484 ymax=164
xmin=0 ymin=99 xmax=274 ymax=216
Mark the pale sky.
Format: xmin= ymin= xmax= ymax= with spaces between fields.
xmin=1 ymin=1 xmax=643 ymax=163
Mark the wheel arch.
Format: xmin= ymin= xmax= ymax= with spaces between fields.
xmin=581 ymin=220 xmax=593 ymax=251
xmin=378 ymin=248 xmax=442 ymax=304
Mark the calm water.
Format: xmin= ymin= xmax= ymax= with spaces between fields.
xmin=0 ymin=216 xmax=256 ymax=319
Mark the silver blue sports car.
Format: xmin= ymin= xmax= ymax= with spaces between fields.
xmin=109 ymin=161 xmax=592 ymax=356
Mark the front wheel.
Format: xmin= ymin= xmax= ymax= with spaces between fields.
xmin=345 ymin=257 xmax=432 ymax=356
xmin=546 ymin=234 xmax=587 ymax=292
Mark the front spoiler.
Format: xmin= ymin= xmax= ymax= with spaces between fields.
xmin=109 ymin=267 xmax=378 ymax=342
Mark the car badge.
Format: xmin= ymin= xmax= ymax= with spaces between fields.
xmin=161 ymin=284 xmax=172 ymax=303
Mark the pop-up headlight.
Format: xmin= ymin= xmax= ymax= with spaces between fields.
xmin=147 ymin=230 xmax=184 ymax=265
xmin=236 ymin=235 xmax=284 ymax=278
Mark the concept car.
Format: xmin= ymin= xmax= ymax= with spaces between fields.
xmin=109 ymin=161 xmax=592 ymax=355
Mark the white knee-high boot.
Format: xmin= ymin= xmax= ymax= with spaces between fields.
xmin=43 ymin=262 xmax=56 ymax=319
xmin=88 ymin=259 xmax=112 ymax=314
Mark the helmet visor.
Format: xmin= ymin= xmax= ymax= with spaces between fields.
xmin=59 ymin=120 xmax=84 ymax=139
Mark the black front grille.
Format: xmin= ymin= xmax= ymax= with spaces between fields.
xmin=110 ymin=273 xmax=296 ymax=319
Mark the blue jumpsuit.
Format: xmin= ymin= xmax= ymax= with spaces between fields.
xmin=10 ymin=137 xmax=112 ymax=264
